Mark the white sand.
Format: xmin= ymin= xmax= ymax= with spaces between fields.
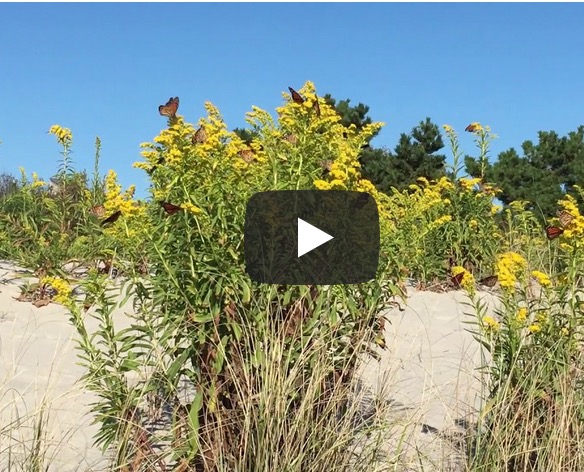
xmin=0 ymin=261 xmax=495 ymax=471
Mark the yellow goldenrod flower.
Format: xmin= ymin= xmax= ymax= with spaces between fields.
xmin=451 ymin=265 xmax=475 ymax=294
xmin=458 ymin=177 xmax=481 ymax=191
xmin=491 ymin=205 xmax=502 ymax=215
xmin=482 ymin=315 xmax=500 ymax=332
xmin=496 ymin=252 xmax=527 ymax=290
xmin=535 ymin=310 xmax=549 ymax=324
xmin=314 ymin=179 xmax=331 ymax=190
xmin=48 ymin=124 xmax=72 ymax=147
xmin=531 ymin=270 xmax=552 ymax=287
xmin=41 ymin=276 xmax=72 ymax=306
xmin=516 ymin=307 xmax=528 ymax=323
xmin=182 ymin=202 xmax=203 ymax=215
xmin=528 ymin=324 xmax=541 ymax=334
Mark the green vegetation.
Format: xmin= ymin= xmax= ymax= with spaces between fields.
xmin=1 ymin=81 xmax=584 ymax=471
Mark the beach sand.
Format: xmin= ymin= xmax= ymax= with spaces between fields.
xmin=0 ymin=261 xmax=495 ymax=471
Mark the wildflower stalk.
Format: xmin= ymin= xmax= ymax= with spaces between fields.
xmin=442 ymin=125 xmax=463 ymax=180
xmin=473 ymin=125 xmax=497 ymax=180
xmin=91 ymin=136 xmax=104 ymax=204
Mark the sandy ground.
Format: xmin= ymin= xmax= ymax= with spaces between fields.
xmin=0 ymin=261 xmax=496 ymax=471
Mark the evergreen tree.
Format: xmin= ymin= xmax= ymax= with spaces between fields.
xmin=465 ymin=126 xmax=584 ymax=216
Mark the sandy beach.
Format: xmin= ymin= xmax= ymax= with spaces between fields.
xmin=0 ymin=260 xmax=495 ymax=471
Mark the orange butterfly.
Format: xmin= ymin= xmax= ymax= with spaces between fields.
xmin=479 ymin=275 xmax=498 ymax=288
xmin=288 ymin=86 xmax=305 ymax=104
xmin=89 ymin=204 xmax=106 ymax=219
xmin=159 ymin=97 xmax=179 ymax=118
xmin=238 ymin=148 xmax=254 ymax=163
xmin=319 ymin=160 xmax=333 ymax=174
xmin=546 ymin=226 xmax=564 ymax=240
xmin=159 ymin=201 xmax=182 ymax=216
xmin=465 ymin=122 xmax=480 ymax=132
xmin=451 ymin=271 xmax=464 ymax=288
xmin=283 ymin=134 xmax=298 ymax=145
xmin=313 ymin=94 xmax=321 ymax=118
xmin=192 ymin=126 xmax=207 ymax=144
xmin=101 ymin=210 xmax=122 ymax=227
xmin=557 ymin=209 xmax=574 ymax=228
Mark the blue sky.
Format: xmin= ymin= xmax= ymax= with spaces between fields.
xmin=1 ymin=3 xmax=583 ymax=199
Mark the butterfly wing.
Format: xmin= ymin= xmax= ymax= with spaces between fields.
xmin=451 ymin=272 xmax=464 ymax=288
xmin=479 ymin=275 xmax=498 ymax=288
xmin=101 ymin=210 xmax=122 ymax=226
xmin=313 ymin=94 xmax=321 ymax=117
xmin=283 ymin=134 xmax=298 ymax=145
xmin=288 ymin=87 xmax=305 ymax=104
xmin=89 ymin=204 xmax=106 ymax=219
xmin=159 ymin=97 xmax=179 ymax=118
xmin=238 ymin=149 xmax=254 ymax=163
xmin=546 ymin=226 xmax=564 ymax=240
xmin=192 ymin=126 xmax=207 ymax=144
xmin=159 ymin=201 xmax=182 ymax=215
xmin=557 ymin=210 xmax=574 ymax=228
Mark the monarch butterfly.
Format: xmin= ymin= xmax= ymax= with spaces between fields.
xmin=288 ymin=86 xmax=305 ymax=104
xmin=546 ymin=226 xmax=564 ymax=240
xmin=479 ymin=275 xmax=498 ymax=288
xmin=557 ymin=209 xmax=574 ymax=228
xmin=101 ymin=210 xmax=122 ymax=226
xmin=313 ymin=94 xmax=321 ymax=118
xmin=159 ymin=97 xmax=179 ymax=118
xmin=451 ymin=271 xmax=464 ymax=288
xmin=159 ymin=201 xmax=182 ymax=216
xmin=465 ymin=122 xmax=480 ymax=132
xmin=192 ymin=126 xmax=207 ymax=144
xmin=89 ymin=204 xmax=106 ymax=219
xmin=319 ymin=160 xmax=333 ymax=175
xmin=238 ymin=148 xmax=254 ymax=163
xmin=147 ymin=156 xmax=165 ymax=175
xmin=283 ymin=134 xmax=298 ymax=145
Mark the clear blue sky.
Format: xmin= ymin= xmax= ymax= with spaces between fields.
xmin=1 ymin=3 xmax=583 ymax=199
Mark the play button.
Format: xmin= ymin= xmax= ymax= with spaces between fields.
xmin=244 ymin=190 xmax=379 ymax=285
xmin=298 ymin=218 xmax=334 ymax=257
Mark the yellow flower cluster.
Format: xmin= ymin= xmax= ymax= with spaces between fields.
xmin=429 ymin=214 xmax=453 ymax=231
xmin=451 ymin=265 xmax=476 ymax=294
xmin=104 ymin=170 xmax=142 ymax=218
xmin=41 ymin=275 xmax=72 ymax=306
xmin=531 ymin=270 xmax=552 ymax=287
xmin=556 ymin=195 xmax=584 ymax=247
xmin=482 ymin=315 xmax=500 ymax=332
xmin=48 ymin=125 xmax=72 ymax=147
xmin=31 ymin=172 xmax=46 ymax=189
xmin=182 ymin=202 xmax=203 ymax=215
xmin=490 ymin=204 xmax=502 ymax=215
xmin=496 ymin=252 xmax=527 ymax=290
xmin=528 ymin=324 xmax=541 ymax=334
xmin=459 ymin=177 xmax=482 ymax=191
xmin=516 ymin=307 xmax=528 ymax=323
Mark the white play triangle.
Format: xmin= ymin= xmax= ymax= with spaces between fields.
xmin=297 ymin=218 xmax=334 ymax=258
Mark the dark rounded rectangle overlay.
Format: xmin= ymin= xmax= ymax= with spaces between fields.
xmin=244 ymin=190 xmax=380 ymax=285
